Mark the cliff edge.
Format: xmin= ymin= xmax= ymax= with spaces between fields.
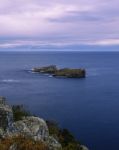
xmin=0 ymin=97 xmax=89 ymax=150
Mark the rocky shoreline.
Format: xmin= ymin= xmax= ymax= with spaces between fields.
xmin=32 ymin=65 xmax=86 ymax=78
xmin=0 ymin=96 xmax=89 ymax=150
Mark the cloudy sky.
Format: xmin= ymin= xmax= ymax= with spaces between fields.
xmin=0 ymin=0 xmax=119 ymax=49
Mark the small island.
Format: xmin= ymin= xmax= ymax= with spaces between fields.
xmin=32 ymin=65 xmax=86 ymax=78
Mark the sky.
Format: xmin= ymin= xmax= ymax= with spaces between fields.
xmin=0 ymin=0 xmax=119 ymax=49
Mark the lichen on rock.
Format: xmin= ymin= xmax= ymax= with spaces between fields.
xmin=0 ymin=97 xmax=13 ymax=131
xmin=0 ymin=97 xmax=88 ymax=150
xmin=6 ymin=116 xmax=49 ymax=141
xmin=0 ymin=97 xmax=61 ymax=150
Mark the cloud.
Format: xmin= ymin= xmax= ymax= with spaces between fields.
xmin=0 ymin=0 xmax=118 ymax=47
xmin=89 ymin=39 xmax=119 ymax=46
xmin=0 ymin=38 xmax=119 ymax=49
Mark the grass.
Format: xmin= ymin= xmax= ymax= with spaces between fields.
xmin=11 ymin=105 xmax=82 ymax=150
xmin=0 ymin=135 xmax=49 ymax=150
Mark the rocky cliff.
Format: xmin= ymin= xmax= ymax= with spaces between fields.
xmin=0 ymin=97 xmax=89 ymax=150
xmin=0 ymin=97 xmax=61 ymax=150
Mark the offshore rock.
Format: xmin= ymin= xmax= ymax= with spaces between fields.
xmin=53 ymin=68 xmax=86 ymax=78
xmin=32 ymin=65 xmax=86 ymax=78
xmin=33 ymin=65 xmax=57 ymax=74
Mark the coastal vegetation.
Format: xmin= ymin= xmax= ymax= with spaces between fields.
xmin=53 ymin=68 xmax=85 ymax=78
xmin=11 ymin=105 xmax=85 ymax=150
xmin=46 ymin=121 xmax=81 ymax=150
xmin=0 ymin=135 xmax=49 ymax=150
xmin=12 ymin=105 xmax=31 ymax=121
xmin=0 ymin=97 xmax=88 ymax=150
xmin=32 ymin=65 xmax=86 ymax=78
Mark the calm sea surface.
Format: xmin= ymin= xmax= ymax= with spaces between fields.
xmin=0 ymin=51 xmax=119 ymax=150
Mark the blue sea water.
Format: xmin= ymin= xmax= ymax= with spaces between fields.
xmin=0 ymin=51 xmax=119 ymax=150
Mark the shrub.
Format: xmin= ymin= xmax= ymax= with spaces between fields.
xmin=12 ymin=105 xmax=31 ymax=121
xmin=12 ymin=106 xmax=82 ymax=150
xmin=46 ymin=121 xmax=81 ymax=150
xmin=0 ymin=135 xmax=49 ymax=150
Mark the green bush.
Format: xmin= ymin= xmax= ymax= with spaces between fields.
xmin=46 ymin=121 xmax=81 ymax=150
xmin=12 ymin=105 xmax=31 ymax=121
xmin=12 ymin=106 xmax=82 ymax=150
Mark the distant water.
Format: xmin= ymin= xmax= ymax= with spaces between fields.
xmin=0 ymin=51 xmax=119 ymax=150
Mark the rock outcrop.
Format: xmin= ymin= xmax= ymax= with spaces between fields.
xmin=80 ymin=145 xmax=89 ymax=150
xmin=0 ymin=97 xmax=89 ymax=150
xmin=0 ymin=97 xmax=13 ymax=131
xmin=0 ymin=97 xmax=61 ymax=150
xmin=32 ymin=65 xmax=86 ymax=78
xmin=5 ymin=116 xmax=49 ymax=141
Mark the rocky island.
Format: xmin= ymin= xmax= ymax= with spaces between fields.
xmin=32 ymin=65 xmax=86 ymax=78
xmin=0 ymin=96 xmax=88 ymax=150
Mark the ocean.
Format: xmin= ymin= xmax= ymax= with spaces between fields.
xmin=0 ymin=51 xmax=119 ymax=150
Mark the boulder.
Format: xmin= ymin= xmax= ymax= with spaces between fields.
xmin=80 ymin=145 xmax=89 ymax=150
xmin=0 ymin=98 xmax=61 ymax=150
xmin=47 ymin=136 xmax=62 ymax=150
xmin=6 ymin=116 xmax=49 ymax=141
xmin=5 ymin=116 xmax=61 ymax=150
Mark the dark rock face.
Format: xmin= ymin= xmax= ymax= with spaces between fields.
xmin=32 ymin=65 xmax=86 ymax=78
xmin=54 ymin=68 xmax=86 ymax=78
xmin=0 ymin=97 xmax=13 ymax=130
